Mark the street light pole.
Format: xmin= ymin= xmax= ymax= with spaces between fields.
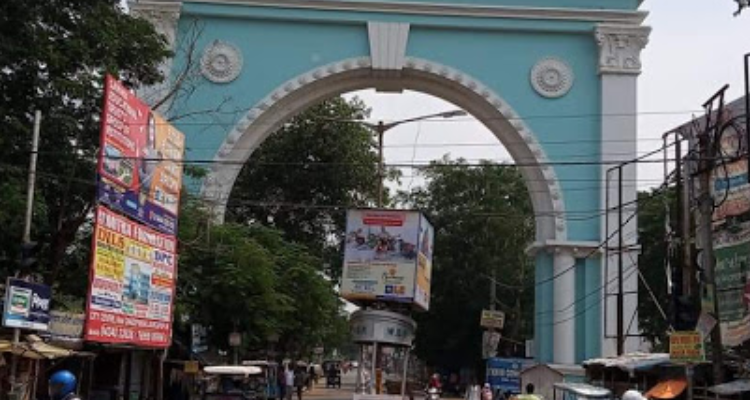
xmin=354 ymin=110 xmax=467 ymax=208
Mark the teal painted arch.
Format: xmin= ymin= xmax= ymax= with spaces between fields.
xmin=198 ymin=56 xmax=568 ymax=242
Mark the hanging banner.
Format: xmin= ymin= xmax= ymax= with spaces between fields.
xmin=713 ymin=228 xmax=750 ymax=347
xmin=85 ymin=206 xmax=177 ymax=347
xmin=711 ymin=122 xmax=749 ymax=222
xmin=3 ymin=278 xmax=51 ymax=331
xmin=97 ymin=75 xmax=185 ymax=235
xmin=341 ymin=209 xmax=434 ymax=310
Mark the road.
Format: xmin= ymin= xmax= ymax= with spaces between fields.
xmin=304 ymin=371 xmax=356 ymax=400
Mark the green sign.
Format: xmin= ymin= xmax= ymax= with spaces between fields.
xmin=715 ymin=235 xmax=750 ymax=346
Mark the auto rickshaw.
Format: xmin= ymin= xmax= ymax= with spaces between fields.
xmin=242 ymin=360 xmax=281 ymax=400
xmin=201 ymin=366 xmax=264 ymax=400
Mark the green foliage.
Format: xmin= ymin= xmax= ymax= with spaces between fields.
xmin=400 ymin=157 xmax=534 ymax=370
xmin=227 ymin=97 xmax=390 ymax=280
xmin=0 ymin=0 xmax=170 ymax=289
xmin=177 ymin=200 xmax=350 ymax=357
xmin=637 ymin=188 xmax=673 ymax=348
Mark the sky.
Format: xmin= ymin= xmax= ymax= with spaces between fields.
xmin=346 ymin=0 xmax=750 ymax=193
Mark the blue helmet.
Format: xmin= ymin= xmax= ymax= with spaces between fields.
xmin=49 ymin=370 xmax=77 ymax=400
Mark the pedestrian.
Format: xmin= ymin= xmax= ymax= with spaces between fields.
xmin=49 ymin=370 xmax=82 ymax=400
xmin=517 ymin=384 xmax=540 ymax=400
xmin=285 ymin=366 xmax=295 ymax=400
xmin=295 ymin=366 xmax=307 ymax=400
xmin=481 ymin=384 xmax=493 ymax=400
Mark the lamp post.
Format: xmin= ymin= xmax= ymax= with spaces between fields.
xmin=328 ymin=109 xmax=467 ymax=207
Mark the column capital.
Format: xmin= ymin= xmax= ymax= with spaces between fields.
xmin=594 ymin=24 xmax=651 ymax=75
xmin=129 ymin=2 xmax=183 ymax=48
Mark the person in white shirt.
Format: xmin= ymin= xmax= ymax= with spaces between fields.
xmin=285 ymin=368 xmax=295 ymax=400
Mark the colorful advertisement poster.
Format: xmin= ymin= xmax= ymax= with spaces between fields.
xmin=415 ymin=214 xmax=434 ymax=310
xmin=342 ymin=210 xmax=434 ymax=309
xmin=714 ymin=228 xmax=750 ymax=347
xmin=85 ymin=206 xmax=177 ymax=347
xmin=712 ymin=121 xmax=749 ymax=222
xmin=2 ymin=278 xmax=51 ymax=331
xmin=98 ymin=75 xmax=185 ymax=235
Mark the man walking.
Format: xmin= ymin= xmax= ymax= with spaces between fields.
xmin=285 ymin=366 xmax=295 ymax=400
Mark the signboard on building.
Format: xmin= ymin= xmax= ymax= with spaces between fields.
xmin=341 ymin=209 xmax=434 ymax=310
xmin=2 ymin=278 xmax=51 ymax=331
xmin=97 ymin=75 xmax=185 ymax=235
xmin=480 ymin=310 xmax=506 ymax=330
xmin=482 ymin=331 xmax=501 ymax=359
xmin=669 ymin=331 xmax=705 ymax=363
xmin=84 ymin=206 xmax=177 ymax=347
xmin=486 ymin=358 xmax=531 ymax=394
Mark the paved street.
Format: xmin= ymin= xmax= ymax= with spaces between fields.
xmin=305 ymin=372 xmax=356 ymax=400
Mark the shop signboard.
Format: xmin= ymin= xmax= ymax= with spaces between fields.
xmin=2 ymin=278 xmax=51 ymax=331
xmin=486 ymin=358 xmax=531 ymax=394
xmin=711 ymin=122 xmax=749 ymax=222
xmin=341 ymin=209 xmax=434 ymax=310
xmin=191 ymin=323 xmax=209 ymax=354
xmin=669 ymin=331 xmax=705 ymax=363
xmin=85 ymin=206 xmax=177 ymax=347
xmin=97 ymin=75 xmax=185 ymax=235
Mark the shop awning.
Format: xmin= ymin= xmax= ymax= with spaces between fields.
xmin=645 ymin=378 xmax=687 ymax=399
xmin=583 ymin=352 xmax=671 ymax=373
xmin=709 ymin=379 xmax=750 ymax=396
xmin=0 ymin=335 xmax=79 ymax=360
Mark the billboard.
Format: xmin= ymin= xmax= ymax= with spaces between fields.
xmin=85 ymin=206 xmax=177 ymax=347
xmin=98 ymin=75 xmax=185 ymax=235
xmin=669 ymin=331 xmax=705 ymax=363
xmin=341 ymin=210 xmax=433 ymax=310
xmin=3 ymin=278 xmax=51 ymax=331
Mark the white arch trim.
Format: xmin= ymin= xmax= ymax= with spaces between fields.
xmin=201 ymin=56 xmax=568 ymax=242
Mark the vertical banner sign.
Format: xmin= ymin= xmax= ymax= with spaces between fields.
xmin=415 ymin=214 xmax=434 ymax=310
xmin=342 ymin=210 xmax=434 ymax=310
xmin=713 ymin=231 xmax=750 ymax=346
xmin=85 ymin=206 xmax=177 ymax=347
xmin=98 ymin=75 xmax=185 ymax=235
xmin=711 ymin=122 xmax=749 ymax=222
xmin=3 ymin=278 xmax=51 ymax=330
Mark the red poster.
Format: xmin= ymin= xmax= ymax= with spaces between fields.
xmin=84 ymin=206 xmax=177 ymax=347
xmin=98 ymin=75 xmax=185 ymax=235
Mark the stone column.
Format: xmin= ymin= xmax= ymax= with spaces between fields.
xmin=553 ymin=247 xmax=576 ymax=364
xmin=129 ymin=1 xmax=182 ymax=110
xmin=595 ymin=23 xmax=650 ymax=356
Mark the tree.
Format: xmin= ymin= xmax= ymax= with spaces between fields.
xmin=176 ymin=200 xmax=349 ymax=357
xmin=0 ymin=0 xmax=170 ymax=290
xmin=227 ymin=96 xmax=393 ymax=280
xmin=400 ymin=157 xmax=535 ymax=370
xmin=637 ymin=188 xmax=674 ymax=349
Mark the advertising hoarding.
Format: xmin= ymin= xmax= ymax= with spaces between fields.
xmin=481 ymin=310 xmax=506 ymax=330
xmin=341 ymin=210 xmax=433 ymax=310
xmin=3 ymin=278 xmax=51 ymax=331
xmin=97 ymin=75 xmax=185 ymax=235
xmin=85 ymin=206 xmax=177 ymax=347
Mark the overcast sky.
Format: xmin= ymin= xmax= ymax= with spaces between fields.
xmin=348 ymin=1 xmax=750 ymax=193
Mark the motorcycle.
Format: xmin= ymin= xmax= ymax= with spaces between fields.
xmin=426 ymin=387 xmax=441 ymax=400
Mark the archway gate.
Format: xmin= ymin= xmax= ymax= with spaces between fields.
xmin=133 ymin=0 xmax=650 ymax=365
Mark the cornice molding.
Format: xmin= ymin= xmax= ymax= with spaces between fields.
xmin=179 ymin=0 xmax=647 ymax=25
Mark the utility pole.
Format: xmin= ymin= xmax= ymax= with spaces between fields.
xmin=10 ymin=110 xmax=42 ymax=394
xmin=697 ymin=86 xmax=727 ymax=384
xmin=617 ymin=166 xmax=625 ymax=356
xmin=376 ymin=122 xmax=385 ymax=207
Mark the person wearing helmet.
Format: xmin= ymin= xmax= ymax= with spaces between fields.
xmin=49 ymin=370 xmax=81 ymax=400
